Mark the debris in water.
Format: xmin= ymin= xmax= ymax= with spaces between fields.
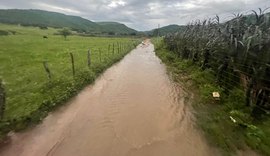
xmin=212 ymin=92 xmax=220 ymax=100
xmin=230 ymin=116 xmax=237 ymax=123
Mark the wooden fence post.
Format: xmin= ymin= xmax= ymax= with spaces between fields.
xmin=117 ymin=42 xmax=120 ymax=54
xmin=70 ymin=53 xmax=75 ymax=77
xmin=0 ymin=79 xmax=6 ymax=120
xmin=43 ymin=61 xmax=51 ymax=80
xmin=113 ymin=43 xmax=115 ymax=55
xmin=87 ymin=49 xmax=91 ymax=68
xmin=119 ymin=43 xmax=121 ymax=53
xmin=108 ymin=45 xmax=110 ymax=59
xmin=99 ymin=48 xmax=102 ymax=62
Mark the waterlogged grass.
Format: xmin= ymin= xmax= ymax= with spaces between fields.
xmin=153 ymin=38 xmax=270 ymax=156
xmin=0 ymin=24 xmax=140 ymax=138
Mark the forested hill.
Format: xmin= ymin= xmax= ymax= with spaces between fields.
xmin=97 ymin=22 xmax=137 ymax=35
xmin=146 ymin=12 xmax=270 ymax=36
xmin=145 ymin=24 xmax=186 ymax=36
xmin=0 ymin=9 xmax=138 ymax=35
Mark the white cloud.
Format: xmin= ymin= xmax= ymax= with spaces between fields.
xmin=108 ymin=0 xmax=127 ymax=8
xmin=33 ymin=2 xmax=81 ymax=14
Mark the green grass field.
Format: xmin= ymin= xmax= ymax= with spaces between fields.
xmin=0 ymin=24 xmax=139 ymax=135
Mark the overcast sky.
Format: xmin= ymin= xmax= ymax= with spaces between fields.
xmin=0 ymin=0 xmax=269 ymax=31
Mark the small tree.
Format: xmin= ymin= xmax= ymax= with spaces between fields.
xmin=59 ymin=28 xmax=72 ymax=40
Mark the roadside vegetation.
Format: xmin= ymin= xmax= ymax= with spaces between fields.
xmin=0 ymin=24 xmax=140 ymax=140
xmin=153 ymin=8 xmax=270 ymax=156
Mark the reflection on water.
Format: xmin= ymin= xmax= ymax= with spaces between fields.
xmin=0 ymin=40 xmax=217 ymax=156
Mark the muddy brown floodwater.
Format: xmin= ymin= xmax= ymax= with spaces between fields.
xmin=0 ymin=40 xmax=219 ymax=156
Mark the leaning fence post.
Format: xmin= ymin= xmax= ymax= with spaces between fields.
xmin=70 ymin=52 xmax=75 ymax=77
xmin=43 ymin=61 xmax=51 ymax=80
xmin=0 ymin=79 xmax=6 ymax=120
xmin=87 ymin=49 xmax=91 ymax=68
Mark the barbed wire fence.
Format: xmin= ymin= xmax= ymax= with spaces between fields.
xmin=0 ymin=41 xmax=138 ymax=120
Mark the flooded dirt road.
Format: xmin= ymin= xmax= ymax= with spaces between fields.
xmin=0 ymin=40 xmax=218 ymax=156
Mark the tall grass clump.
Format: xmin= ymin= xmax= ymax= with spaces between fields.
xmin=157 ymin=8 xmax=270 ymax=155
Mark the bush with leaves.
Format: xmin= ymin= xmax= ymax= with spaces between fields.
xmin=58 ymin=28 xmax=72 ymax=40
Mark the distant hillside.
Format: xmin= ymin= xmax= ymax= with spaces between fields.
xmin=146 ymin=24 xmax=185 ymax=36
xmin=0 ymin=9 xmax=102 ymax=33
xmin=97 ymin=22 xmax=137 ymax=35
xmin=0 ymin=9 xmax=138 ymax=35
xmin=146 ymin=12 xmax=270 ymax=37
xmin=227 ymin=12 xmax=270 ymax=26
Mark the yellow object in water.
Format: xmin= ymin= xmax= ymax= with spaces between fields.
xmin=212 ymin=92 xmax=220 ymax=98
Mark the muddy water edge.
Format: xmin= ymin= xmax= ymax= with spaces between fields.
xmin=0 ymin=40 xmax=218 ymax=156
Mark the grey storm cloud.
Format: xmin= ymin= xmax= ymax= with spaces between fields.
xmin=0 ymin=0 xmax=270 ymax=30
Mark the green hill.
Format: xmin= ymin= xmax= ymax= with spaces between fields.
xmin=0 ymin=9 xmax=138 ymax=35
xmin=227 ymin=12 xmax=270 ymax=26
xmin=97 ymin=22 xmax=137 ymax=35
xmin=146 ymin=24 xmax=185 ymax=36
xmin=146 ymin=11 xmax=270 ymax=37
xmin=0 ymin=9 xmax=101 ymax=33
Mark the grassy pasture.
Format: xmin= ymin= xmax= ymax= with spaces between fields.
xmin=0 ymin=24 xmax=139 ymax=135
